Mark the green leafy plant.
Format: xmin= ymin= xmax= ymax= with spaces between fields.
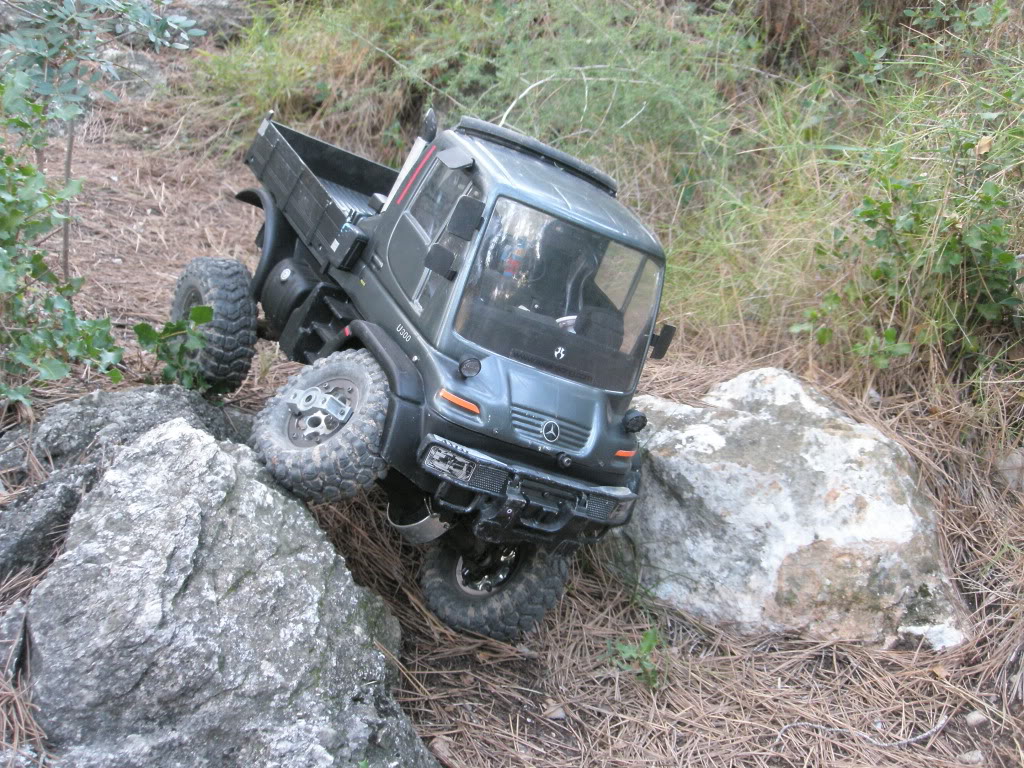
xmin=0 ymin=1 xmax=203 ymax=405
xmin=133 ymin=305 xmax=212 ymax=391
xmin=906 ymin=0 xmax=1011 ymax=36
xmin=1 ymin=0 xmax=204 ymax=122
xmin=1 ymin=83 xmax=123 ymax=404
xmin=851 ymin=326 xmax=913 ymax=369
xmin=2 ymin=0 xmax=205 ymax=277
xmin=609 ymin=627 xmax=662 ymax=690
xmin=792 ymin=169 xmax=1020 ymax=367
xmin=789 ymin=291 xmax=840 ymax=347
xmin=850 ymin=46 xmax=888 ymax=87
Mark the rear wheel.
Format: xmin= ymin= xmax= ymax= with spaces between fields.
xmin=170 ymin=258 xmax=257 ymax=393
xmin=420 ymin=538 xmax=570 ymax=641
xmin=252 ymin=348 xmax=389 ymax=502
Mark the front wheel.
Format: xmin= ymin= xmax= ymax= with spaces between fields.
xmin=420 ymin=539 xmax=570 ymax=641
xmin=252 ymin=348 xmax=389 ymax=502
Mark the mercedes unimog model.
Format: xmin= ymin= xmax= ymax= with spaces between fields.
xmin=169 ymin=110 xmax=675 ymax=640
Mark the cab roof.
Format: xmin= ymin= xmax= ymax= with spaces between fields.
xmin=446 ymin=119 xmax=664 ymax=260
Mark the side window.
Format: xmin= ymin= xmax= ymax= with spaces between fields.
xmin=409 ymin=164 xmax=467 ymax=242
xmin=594 ymin=248 xmax=634 ymax=310
xmin=391 ymin=155 xmax=485 ymax=333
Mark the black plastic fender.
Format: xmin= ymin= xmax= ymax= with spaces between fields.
xmin=346 ymin=320 xmax=424 ymax=404
xmin=235 ymin=187 xmax=297 ymax=299
xmin=346 ymin=320 xmax=428 ymax=484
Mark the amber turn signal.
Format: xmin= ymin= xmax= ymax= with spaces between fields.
xmin=614 ymin=449 xmax=636 ymax=458
xmin=439 ymin=388 xmax=480 ymax=414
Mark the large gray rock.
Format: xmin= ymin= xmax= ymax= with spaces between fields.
xmin=0 ymin=464 xmax=98 ymax=578
xmin=24 ymin=419 xmax=436 ymax=768
xmin=621 ymin=368 xmax=964 ymax=648
xmin=0 ymin=386 xmax=239 ymax=476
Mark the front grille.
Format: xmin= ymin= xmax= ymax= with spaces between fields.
xmin=468 ymin=463 xmax=507 ymax=494
xmin=510 ymin=406 xmax=590 ymax=452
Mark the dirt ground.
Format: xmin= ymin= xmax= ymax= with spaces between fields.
xmin=6 ymin=98 xmax=1023 ymax=767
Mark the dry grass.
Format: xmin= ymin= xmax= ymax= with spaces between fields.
xmin=757 ymin=0 xmax=958 ymax=64
xmin=314 ymin=490 xmax=1016 ymax=768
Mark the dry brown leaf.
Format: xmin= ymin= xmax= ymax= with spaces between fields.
xmin=976 ymin=135 xmax=994 ymax=156
xmin=430 ymin=735 xmax=456 ymax=763
xmin=541 ymin=698 xmax=567 ymax=720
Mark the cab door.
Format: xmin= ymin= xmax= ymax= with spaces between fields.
xmin=386 ymin=158 xmax=480 ymax=338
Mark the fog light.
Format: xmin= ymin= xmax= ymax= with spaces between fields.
xmin=459 ymin=357 xmax=482 ymax=377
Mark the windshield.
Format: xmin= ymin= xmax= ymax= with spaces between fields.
xmin=454 ymin=198 xmax=662 ymax=392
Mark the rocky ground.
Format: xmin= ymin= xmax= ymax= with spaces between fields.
xmin=1 ymin=376 xmax=1003 ymax=767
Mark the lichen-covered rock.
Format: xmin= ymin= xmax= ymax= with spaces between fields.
xmin=0 ymin=386 xmax=240 ymax=477
xmin=620 ymin=368 xmax=964 ymax=648
xmin=25 ymin=419 xmax=436 ymax=768
xmin=0 ymin=464 xmax=98 ymax=578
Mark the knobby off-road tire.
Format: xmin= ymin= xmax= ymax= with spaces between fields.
xmin=252 ymin=348 xmax=389 ymax=502
xmin=420 ymin=541 xmax=570 ymax=641
xmin=170 ymin=258 xmax=257 ymax=393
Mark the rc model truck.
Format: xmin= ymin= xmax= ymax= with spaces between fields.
xmin=170 ymin=110 xmax=675 ymax=640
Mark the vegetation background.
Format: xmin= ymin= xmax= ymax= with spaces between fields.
xmin=3 ymin=0 xmax=1024 ymax=765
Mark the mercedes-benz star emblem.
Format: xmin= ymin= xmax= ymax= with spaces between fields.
xmin=541 ymin=420 xmax=560 ymax=442
xmin=554 ymin=346 xmax=565 ymax=359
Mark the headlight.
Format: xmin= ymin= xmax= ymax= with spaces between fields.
xmin=424 ymin=445 xmax=476 ymax=482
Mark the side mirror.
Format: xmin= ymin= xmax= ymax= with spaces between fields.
xmin=420 ymin=108 xmax=438 ymax=142
xmin=447 ymin=196 xmax=485 ymax=241
xmin=425 ymin=244 xmax=457 ymax=280
xmin=650 ymin=323 xmax=676 ymax=360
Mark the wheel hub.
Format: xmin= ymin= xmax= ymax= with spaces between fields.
xmin=456 ymin=547 xmax=519 ymax=595
xmin=285 ymin=382 xmax=356 ymax=446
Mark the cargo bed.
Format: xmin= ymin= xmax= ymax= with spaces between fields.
xmin=244 ymin=119 xmax=398 ymax=266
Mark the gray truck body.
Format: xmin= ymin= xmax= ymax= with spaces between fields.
xmin=240 ymin=115 xmax=667 ymax=554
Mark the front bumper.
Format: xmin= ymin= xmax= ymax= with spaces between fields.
xmin=418 ymin=434 xmax=636 ymax=554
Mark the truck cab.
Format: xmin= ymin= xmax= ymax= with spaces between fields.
xmin=350 ymin=118 xmax=666 ymax=491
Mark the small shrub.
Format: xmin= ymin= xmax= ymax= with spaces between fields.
xmin=792 ymin=171 xmax=1019 ymax=367
xmin=0 ymin=1 xmax=203 ymax=405
xmin=905 ymin=0 xmax=1011 ymax=37
xmin=609 ymin=627 xmax=663 ymax=690
xmin=0 ymin=82 xmax=122 ymax=405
